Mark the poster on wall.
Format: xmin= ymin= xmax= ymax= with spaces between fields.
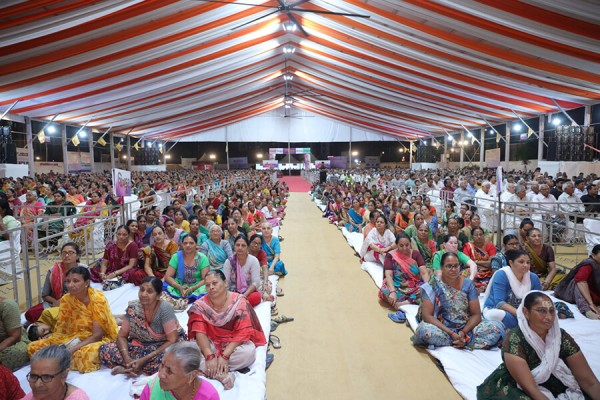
xmin=16 ymin=148 xmax=28 ymax=164
xmin=229 ymin=157 xmax=249 ymax=169
xmin=112 ymin=168 xmax=132 ymax=197
xmin=315 ymin=160 xmax=330 ymax=169
xmin=329 ymin=156 xmax=347 ymax=169
xmin=364 ymin=156 xmax=380 ymax=168
xmin=485 ymin=148 xmax=501 ymax=168
xmin=67 ymin=151 xmax=92 ymax=172
xmin=263 ymin=159 xmax=278 ymax=169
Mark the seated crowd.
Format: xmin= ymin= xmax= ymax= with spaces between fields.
xmin=0 ymin=170 xmax=290 ymax=399
xmin=314 ymin=166 xmax=600 ymax=399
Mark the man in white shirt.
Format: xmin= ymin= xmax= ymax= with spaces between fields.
xmin=504 ymin=184 xmax=532 ymax=235
xmin=475 ymin=181 xmax=496 ymax=232
xmin=532 ymin=184 xmax=566 ymax=241
xmin=574 ymin=179 xmax=587 ymax=199
xmin=558 ymin=181 xmax=585 ymax=242
xmin=453 ymin=180 xmax=474 ymax=207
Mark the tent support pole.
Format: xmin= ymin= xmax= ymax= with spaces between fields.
xmin=479 ymin=128 xmax=485 ymax=171
xmin=505 ymin=122 xmax=511 ymax=171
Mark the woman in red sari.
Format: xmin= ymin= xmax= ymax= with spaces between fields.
xmin=188 ymin=270 xmax=266 ymax=390
xmin=128 ymin=226 xmax=178 ymax=285
xmin=462 ymin=226 xmax=497 ymax=293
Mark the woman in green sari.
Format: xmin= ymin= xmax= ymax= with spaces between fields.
xmin=164 ymin=234 xmax=209 ymax=305
xmin=39 ymin=191 xmax=76 ymax=249
xmin=411 ymin=223 xmax=437 ymax=269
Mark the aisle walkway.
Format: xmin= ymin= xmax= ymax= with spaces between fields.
xmin=266 ymin=192 xmax=461 ymax=399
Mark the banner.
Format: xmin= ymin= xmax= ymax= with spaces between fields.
xmin=66 ymin=151 xmax=91 ymax=172
xmin=16 ymin=147 xmax=28 ymax=164
xmin=263 ymin=159 xmax=278 ymax=169
xmin=268 ymin=147 xmax=311 ymax=159
xmin=329 ymin=156 xmax=347 ymax=169
xmin=303 ymin=154 xmax=310 ymax=170
xmin=315 ymin=160 xmax=330 ymax=169
xmin=112 ymin=168 xmax=132 ymax=197
xmin=229 ymin=157 xmax=248 ymax=169
xmin=485 ymin=148 xmax=501 ymax=168
xmin=364 ymin=156 xmax=380 ymax=168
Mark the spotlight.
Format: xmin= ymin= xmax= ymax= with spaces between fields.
xmin=283 ymin=45 xmax=295 ymax=54
xmin=283 ymin=73 xmax=294 ymax=81
xmin=147 ymin=142 xmax=152 ymax=148
xmin=282 ymin=22 xmax=297 ymax=32
xmin=257 ymin=153 xmax=263 ymax=159
xmin=513 ymin=123 xmax=522 ymax=132
xmin=284 ymin=104 xmax=291 ymax=109
xmin=165 ymin=155 xmax=171 ymax=160
xmin=447 ymin=135 xmax=452 ymax=141
xmin=352 ymin=151 xmax=358 ymax=156
xmin=79 ymin=130 xmax=87 ymax=138
xmin=552 ymin=117 xmax=561 ymax=126
xmin=120 ymin=138 xmax=124 ymax=142
xmin=209 ymin=154 xmax=216 ymax=160
xmin=467 ymin=132 xmax=473 ymax=138
xmin=36 ymin=156 xmax=41 ymax=160
xmin=46 ymin=125 xmax=56 ymax=134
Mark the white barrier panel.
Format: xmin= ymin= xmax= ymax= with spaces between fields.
xmin=0 ymin=163 xmax=29 ymax=178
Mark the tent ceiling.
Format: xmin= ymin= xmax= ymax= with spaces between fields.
xmin=1 ymin=0 xmax=599 ymax=141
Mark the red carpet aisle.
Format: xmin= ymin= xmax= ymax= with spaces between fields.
xmin=279 ymin=176 xmax=311 ymax=192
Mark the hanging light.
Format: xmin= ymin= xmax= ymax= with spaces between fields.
xmin=282 ymin=21 xmax=297 ymax=32
xmin=46 ymin=125 xmax=56 ymax=134
xmin=283 ymin=45 xmax=295 ymax=54
xmin=512 ymin=123 xmax=523 ymax=132
xmin=552 ymin=117 xmax=562 ymax=126
xmin=283 ymin=73 xmax=294 ymax=81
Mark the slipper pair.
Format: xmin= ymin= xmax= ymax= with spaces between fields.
xmin=388 ymin=310 xmax=407 ymax=323
xmin=276 ymin=287 xmax=284 ymax=296
xmin=269 ymin=335 xmax=281 ymax=349
xmin=272 ymin=315 xmax=294 ymax=324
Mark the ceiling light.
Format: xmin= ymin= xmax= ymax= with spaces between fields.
xmin=165 ymin=155 xmax=171 ymax=159
xmin=257 ymin=153 xmax=263 ymax=159
xmin=284 ymin=104 xmax=291 ymax=109
xmin=552 ymin=117 xmax=561 ymax=126
xmin=423 ymin=140 xmax=427 ymax=145
xmin=398 ymin=148 xmax=403 ymax=153
xmin=120 ymin=137 xmax=124 ymax=142
xmin=512 ymin=123 xmax=522 ymax=132
xmin=467 ymin=132 xmax=473 ymax=138
xmin=46 ymin=125 xmax=56 ymax=134
xmin=447 ymin=135 xmax=452 ymax=141
xmin=283 ymin=45 xmax=295 ymax=54
xmin=351 ymin=151 xmax=358 ymax=156
xmin=147 ymin=142 xmax=152 ymax=148
xmin=283 ymin=22 xmax=297 ymax=32
xmin=78 ymin=130 xmax=87 ymax=138
xmin=283 ymin=73 xmax=294 ymax=81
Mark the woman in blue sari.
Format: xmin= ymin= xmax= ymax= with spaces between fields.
xmin=199 ymin=225 xmax=232 ymax=270
xmin=345 ymin=198 xmax=365 ymax=233
xmin=260 ymin=222 xmax=287 ymax=276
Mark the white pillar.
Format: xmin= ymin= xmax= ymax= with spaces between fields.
xmin=584 ymin=105 xmax=591 ymax=126
xmin=459 ymin=131 xmax=464 ymax=168
xmin=61 ymin=124 xmax=68 ymax=175
xmin=127 ymin=136 xmax=132 ymax=170
xmin=538 ymin=116 xmax=545 ymax=162
xmin=89 ymin=131 xmax=95 ymax=173
xmin=109 ymin=132 xmax=116 ymax=170
xmin=479 ymin=128 xmax=485 ymax=171
xmin=226 ymin=127 xmax=230 ymax=171
xmin=348 ymin=128 xmax=352 ymax=168
xmin=25 ymin=117 xmax=35 ymax=177
xmin=505 ymin=122 xmax=511 ymax=171
xmin=409 ymin=140 xmax=414 ymax=168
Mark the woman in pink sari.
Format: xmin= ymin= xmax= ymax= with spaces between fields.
xmin=19 ymin=190 xmax=44 ymax=243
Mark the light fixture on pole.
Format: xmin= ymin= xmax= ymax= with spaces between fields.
xmin=282 ymin=21 xmax=297 ymax=32
xmin=283 ymin=73 xmax=294 ymax=81
xmin=283 ymin=45 xmax=295 ymax=54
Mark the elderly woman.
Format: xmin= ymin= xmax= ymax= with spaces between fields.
xmin=261 ymin=222 xmax=287 ymax=276
xmin=523 ymin=228 xmax=564 ymax=290
xmin=23 ymin=345 xmax=90 ymax=400
xmin=394 ymin=202 xmax=413 ymax=233
xmin=411 ymin=223 xmax=437 ymax=269
xmin=163 ymin=234 xmax=209 ymax=307
xmin=223 ymin=235 xmax=261 ymax=307
xmin=436 ymin=216 xmax=468 ymax=249
xmin=462 ymin=226 xmax=498 ymax=293
xmin=188 ymin=270 xmax=267 ymax=390
xmin=200 ymin=225 xmax=233 ymax=271
xmin=432 ymin=234 xmax=477 ymax=281
xmin=90 ymin=225 xmax=139 ymax=284
xmin=379 ymin=233 xmax=428 ymax=322
xmin=99 ymin=277 xmax=186 ymax=376
xmin=482 ymin=249 xmax=542 ymax=329
xmin=0 ymin=296 xmax=30 ymax=370
xmin=360 ymin=214 xmax=396 ymax=264
xmin=478 ymin=291 xmax=600 ymax=399
xmin=129 ymin=226 xmax=179 ymax=285
xmin=413 ymin=252 xmax=505 ymax=349
xmin=554 ymin=244 xmax=600 ymax=320
xmin=38 ymin=191 xmax=76 ymax=250
xmin=139 ymin=342 xmax=219 ymax=400
xmin=27 ymin=267 xmax=118 ymax=373
xmin=25 ymin=243 xmax=87 ymax=324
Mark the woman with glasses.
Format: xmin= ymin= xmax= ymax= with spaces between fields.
xmin=489 ymin=234 xmax=521 ymax=271
xmin=478 ymin=291 xmax=600 ymax=399
xmin=25 ymin=243 xmax=87 ymax=324
xmin=482 ymin=249 xmax=542 ymax=329
xmin=24 ymin=345 xmax=90 ymax=400
xmin=28 ymin=267 xmax=118 ymax=373
xmin=413 ymin=252 xmax=505 ymax=349
xmin=0 ymin=296 xmax=30 ymax=370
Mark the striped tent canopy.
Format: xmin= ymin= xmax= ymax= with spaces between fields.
xmin=1 ymin=0 xmax=599 ymax=142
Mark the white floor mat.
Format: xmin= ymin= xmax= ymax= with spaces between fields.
xmin=15 ymin=277 xmax=278 ymax=400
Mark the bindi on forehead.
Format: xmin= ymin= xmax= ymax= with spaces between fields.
xmin=541 ymin=300 xmax=552 ymax=308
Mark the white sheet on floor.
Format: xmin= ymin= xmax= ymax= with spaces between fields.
xmin=15 ymin=277 xmax=278 ymax=400
xmin=360 ymin=261 xmax=384 ymax=289
xmin=399 ymin=293 xmax=600 ymax=400
xmin=340 ymin=227 xmax=364 ymax=255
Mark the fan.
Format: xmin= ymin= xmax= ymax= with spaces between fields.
xmin=192 ymin=0 xmax=370 ymax=36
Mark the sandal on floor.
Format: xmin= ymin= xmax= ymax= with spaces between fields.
xmin=271 ymin=307 xmax=279 ymax=316
xmin=266 ymin=353 xmax=275 ymax=369
xmin=269 ymin=335 xmax=282 ymax=349
xmin=270 ymin=321 xmax=278 ymax=332
xmin=388 ymin=310 xmax=406 ymax=323
xmin=276 ymin=287 xmax=284 ymax=297
xmin=272 ymin=315 xmax=294 ymax=324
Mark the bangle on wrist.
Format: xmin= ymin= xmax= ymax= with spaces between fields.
xmin=205 ymin=353 xmax=216 ymax=361
xmin=221 ymin=353 xmax=230 ymax=361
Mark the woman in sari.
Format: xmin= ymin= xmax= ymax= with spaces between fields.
xmin=187 ymin=216 xmax=209 ymax=248
xmin=241 ymin=202 xmax=256 ymax=232
xmin=248 ymin=234 xmax=277 ymax=301
xmin=345 ymin=198 xmax=365 ymax=233
xmin=200 ymin=225 xmax=232 ymax=271
xmin=206 ymin=204 xmax=222 ymax=226
xmin=489 ymin=234 xmax=521 ymax=272
xmin=466 ymin=214 xmax=490 ymax=242
xmin=523 ymin=228 xmax=564 ymax=290
xmin=411 ymin=223 xmax=436 ymax=269
xmin=137 ymin=215 xmax=153 ymax=246
xmin=188 ymin=270 xmax=267 ymax=390
xmin=554 ymin=244 xmax=600 ymax=320
xmin=379 ymin=234 xmax=428 ymax=322
xmin=99 ymin=277 xmax=186 ymax=376
xmin=394 ymin=202 xmax=413 ymax=234
xmin=436 ymin=216 xmax=468 ymax=250
xmin=173 ymin=210 xmax=190 ymax=233
xmin=0 ymin=296 xmax=30 ymax=371
xmin=223 ymin=235 xmax=261 ymax=307
xmin=38 ymin=191 xmax=76 ymax=250
xmin=164 ymin=218 xmax=184 ymax=247
xmin=477 ymin=291 xmax=600 ymax=399
xmin=360 ymin=215 xmax=396 ymax=264
xmin=25 ymin=243 xmax=87 ymax=323
xmin=90 ymin=225 xmax=139 ymax=283
xmin=127 ymin=219 xmax=147 ymax=269
xmin=518 ymin=218 xmax=534 ymax=247
xmin=129 ymin=226 xmax=179 ymax=285
xmin=403 ymin=213 xmax=425 ymax=240
xmin=261 ymin=222 xmax=287 ymax=276
xmin=462 ymin=227 xmax=498 ymax=293
xmin=440 ymin=201 xmax=456 ymax=229
xmin=413 ymin=252 xmax=505 ymax=349
xmin=164 ymin=234 xmax=209 ymax=307
xmin=196 ymin=208 xmax=213 ymax=237
xmin=138 ymin=342 xmax=218 ymax=400
xmin=420 ymin=205 xmax=439 ymax=238
xmin=73 ymin=191 xmax=107 ymax=230
xmin=27 ymin=267 xmax=118 ymax=373
xmin=19 ymin=190 xmax=45 ymax=244
xmin=482 ymin=249 xmax=542 ymax=329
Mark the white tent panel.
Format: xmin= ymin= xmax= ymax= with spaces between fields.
xmin=178 ymin=111 xmax=398 ymax=142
